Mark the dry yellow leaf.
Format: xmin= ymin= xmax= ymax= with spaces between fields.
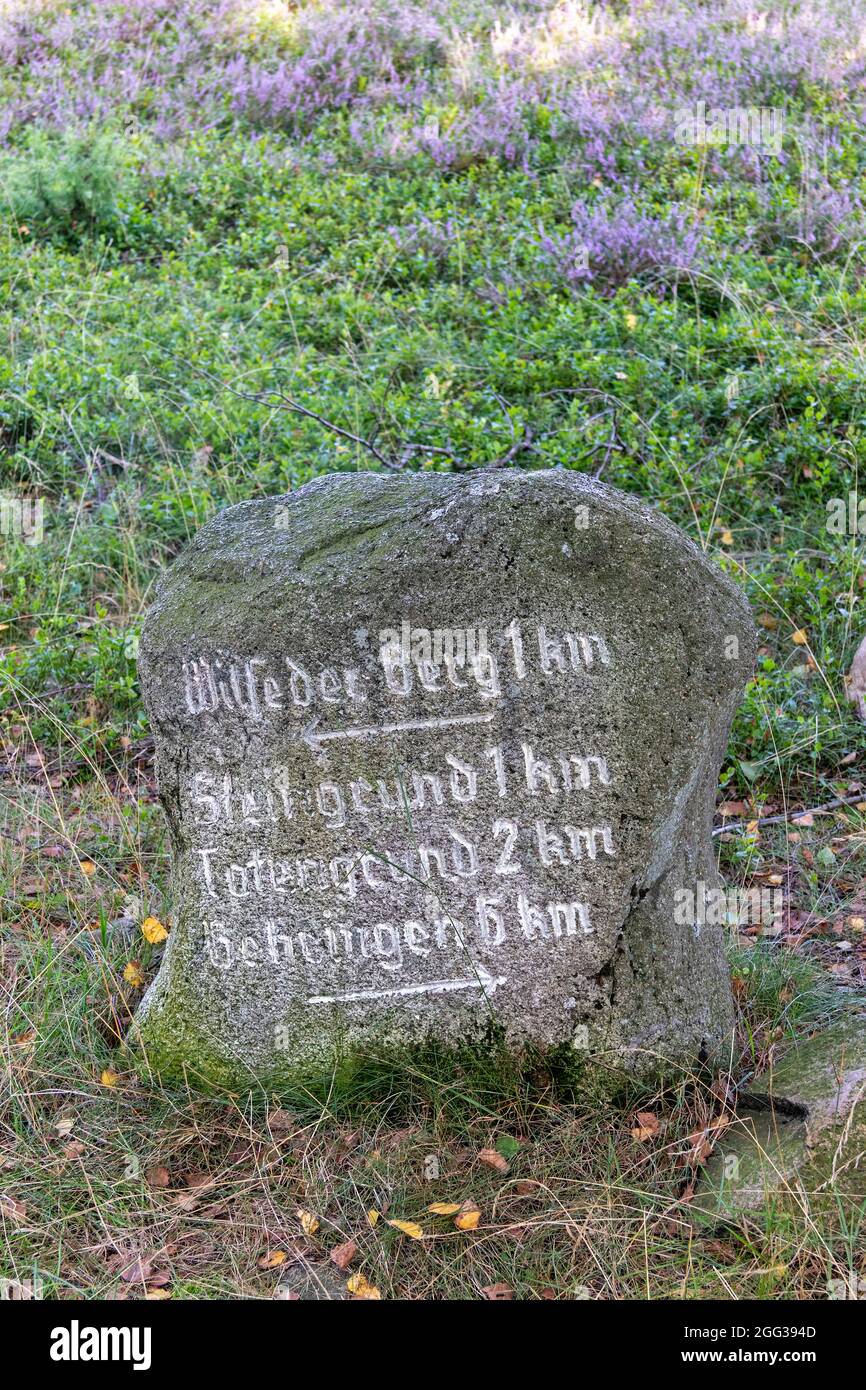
xmin=80 ymin=860 xmax=97 ymax=877
xmin=631 ymin=1111 xmax=660 ymax=1142
xmin=428 ymin=1202 xmax=461 ymax=1216
xmin=366 ymin=1209 xmax=380 ymax=1227
xmin=791 ymin=628 xmax=809 ymax=645
xmin=454 ymin=1202 xmax=481 ymax=1231
xmin=258 ymin=1250 xmax=288 ymax=1269
xmin=141 ymin=916 xmax=168 ymax=944
xmin=100 ymin=1069 xmax=119 ymax=1088
xmin=347 ymin=1272 xmax=382 ymax=1300
xmin=123 ymin=961 xmax=145 ymax=988
xmin=387 ymin=1219 xmax=424 ymax=1240
xmin=297 ymin=1208 xmax=319 ymax=1237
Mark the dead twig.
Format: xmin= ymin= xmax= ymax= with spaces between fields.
xmin=189 ymin=365 xmax=401 ymax=471
xmin=713 ymin=791 xmax=865 ymax=836
xmin=482 ymin=423 xmax=541 ymax=470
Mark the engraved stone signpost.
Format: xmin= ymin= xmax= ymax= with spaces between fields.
xmin=133 ymin=470 xmax=755 ymax=1088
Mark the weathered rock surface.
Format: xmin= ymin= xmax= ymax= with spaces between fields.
xmin=132 ymin=469 xmax=755 ymax=1089
xmin=274 ymin=1262 xmax=350 ymax=1301
xmin=698 ymin=1012 xmax=866 ymax=1219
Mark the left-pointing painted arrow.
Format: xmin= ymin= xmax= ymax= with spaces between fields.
xmin=301 ymin=711 xmax=494 ymax=754
xmin=307 ymin=963 xmax=506 ymax=1006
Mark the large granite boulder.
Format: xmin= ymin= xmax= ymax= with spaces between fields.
xmin=132 ymin=469 xmax=755 ymax=1089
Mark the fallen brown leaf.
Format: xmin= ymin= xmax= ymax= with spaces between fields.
xmin=119 ymin=1257 xmax=153 ymax=1284
xmin=330 ymin=1239 xmax=357 ymax=1270
xmin=266 ymin=1108 xmax=298 ymax=1133
xmin=478 ymin=1147 xmax=509 ymax=1174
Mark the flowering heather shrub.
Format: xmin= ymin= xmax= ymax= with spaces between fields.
xmin=0 ymin=0 xmax=245 ymax=140
xmin=623 ymin=1 xmax=857 ymax=108
xmin=0 ymin=0 xmax=453 ymax=140
xmin=755 ymin=173 xmax=863 ymax=258
xmin=0 ymin=1 xmax=864 ymax=264
xmin=354 ymin=74 xmax=542 ymax=169
xmin=388 ymin=214 xmax=458 ymax=266
xmin=3 ymin=0 xmax=866 ymax=153
xmin=539 ymin=197 xmax=703 ymax=294
xmin=225 ymin=0 xmax=448 ymax=130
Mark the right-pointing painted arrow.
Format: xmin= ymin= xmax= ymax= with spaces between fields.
xmin=308 ymin=962 xmax=506 ymax=1006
